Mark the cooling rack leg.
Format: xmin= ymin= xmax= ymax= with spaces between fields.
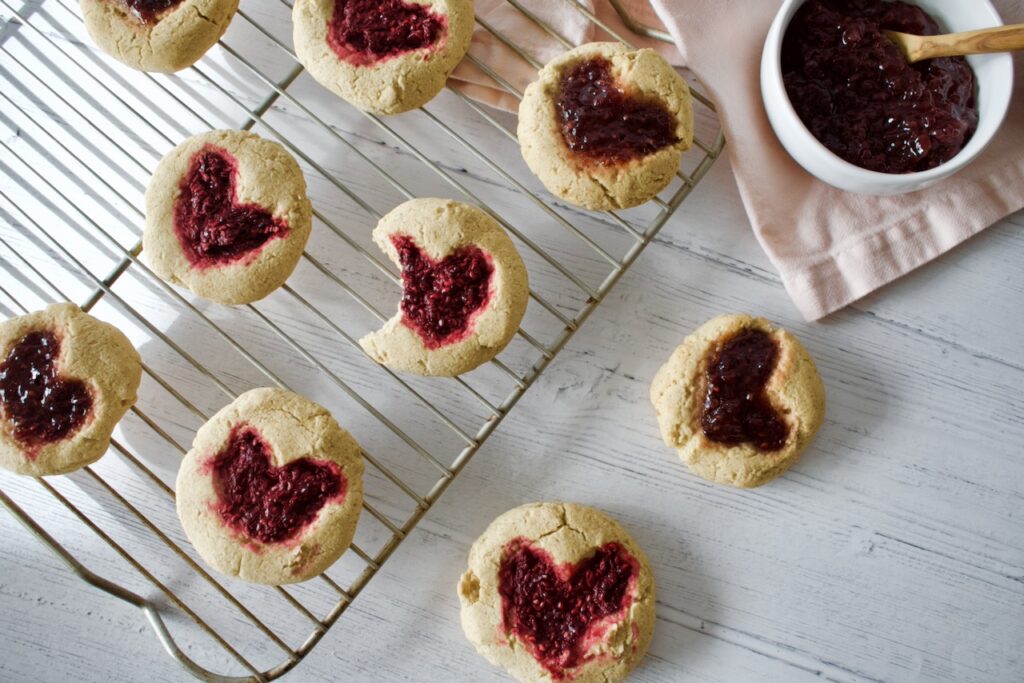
xmin=0 ymin=489 xmax=234 ymax=682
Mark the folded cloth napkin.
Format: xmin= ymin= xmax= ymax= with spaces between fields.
xmin=451 ymin=0 xmax=1024 ymax=321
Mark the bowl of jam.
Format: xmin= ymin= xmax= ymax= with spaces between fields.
xmin=761 ymin=0 xmax=1013 ymax=195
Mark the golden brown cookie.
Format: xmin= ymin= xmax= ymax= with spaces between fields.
xmin=143 ymin=130 xmax=313 ymax=305
xmin=650 ymin=314 xmax=826 ymax=488
xmin=293 ymin=0 xmax=474 ymax=114
xmin=0 ymin=303 xmax=141 ymax=476
xmin=175 ymin=388 xmax=364 ymax=585
xmin=518 ymin=42 xmax=694 ymax=210
xmin=458 ymin=502 xmax=656 ymax=683
xmin=359 ymin=198 xmax=528 ymax=376
xmin=80 ymin=0 xmax=238 ymax=73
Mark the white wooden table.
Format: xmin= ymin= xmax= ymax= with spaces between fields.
xmin=1 ymin=1 xmax=1022 ymax=681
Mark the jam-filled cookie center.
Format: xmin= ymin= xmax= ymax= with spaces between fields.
xmin=327 ymin=0 xmax=447 ymax=67
xmin=498 ymin=538 xmax=637 ymax=678
xmin=117 ymin=0 xmax=185 ymax=26
xmin=701 ymin=328 xmax=789 ymax=451
xmin=173 ymin=145 xmax=290 ymax=269
xmin=209 ymin=425 xmax=346 ymax=545
xmin=556 ymin=56 xmax=679 ymax=165
xmin=0 ymin=330 xmax=94 ymax=454
xmin=782 ymin=0 xmax=977 ymax=174
xmin=392 ymin=235 xmax=493 ymax=350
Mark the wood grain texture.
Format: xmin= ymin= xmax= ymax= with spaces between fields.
xmin=1 ymin=1 xmax=1022 ymax=682
xmin=889 ymin=23 xmax=1024 ymax=62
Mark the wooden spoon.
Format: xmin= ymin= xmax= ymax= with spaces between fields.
xmin=885 ymin=23 xmax=1024 ymax=63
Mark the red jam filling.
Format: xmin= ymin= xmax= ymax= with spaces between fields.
xmin=326 ymin=0 xmax=447 ymax=67
xmin=209 ymin=425 xmax=345 ymax=545
xmin=701 ymin=328 xmax=788 ymax=451
xmin=173 ymin=146 xmax=289 ymax=269
xmin=0 ymin=331 xmax=93 ymax=453
xmin=393 ymin=235 xmax=492 ymax=350
xmin=556 ymin=57 xmax=679 ymax=165
xmin=119 ymin=0 xmax=184 ymax=25
xmin=498 ymin=539 xmax=637 ymax=679
xmin=782 ymin=0 xmax=977 ymax=174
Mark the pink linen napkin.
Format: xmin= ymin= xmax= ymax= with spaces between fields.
xmin=450 ymin=1 xmax=1024 ymax=321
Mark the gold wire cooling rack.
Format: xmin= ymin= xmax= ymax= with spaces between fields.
xmin=0 ymin=0 xmax=724 ymax=679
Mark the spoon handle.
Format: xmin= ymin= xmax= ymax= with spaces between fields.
xmin=903 ymin=23 xmax=1024 ymax=62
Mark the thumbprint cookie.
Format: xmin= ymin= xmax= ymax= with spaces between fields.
xmin=651 ymin=314 xmax=826 ymax=488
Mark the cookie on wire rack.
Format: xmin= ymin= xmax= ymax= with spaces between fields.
xmin=359 ymin=198 xmax=529 ymax=377
xmin=176 ymin=388 xmax=365 ymax=585
xmin=0 ymin=303 xmax=142 ymax=477
xmin=143 ymin=129 xmax=313 ymax=305
xmin=651 ymin=313 xmax=826 ymax=488
xmin=292 ymin=0 xmax=474 ymax=114
xmin=458 ymin=502 xmax=656 ymax=683
xmin=80 ymin=0 xmax=239 ymax=73
xmin=519 ymin=42 xmax=694 ymax=211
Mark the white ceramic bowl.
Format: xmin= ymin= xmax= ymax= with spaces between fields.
xmin=761 ymin=0 xmax=1014 ymax=195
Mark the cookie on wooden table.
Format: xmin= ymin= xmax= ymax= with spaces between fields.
xmin=359 ymin=198 xmax=528 ymax=377
xmin=458 ymin=502 xmax=656 ymax=683
xmin=650 ymin=313 xmax=826 ymax=488
xmin=143 ymin=130 xmax=313 ymax=305
xmin=518 ymin=42 xmax=694 ymax=210
xmin=0 ymin=303 xmax=142 ymax=476
xmin=81 ymin=0 xmax=238 ymax=73
xmin=292 ymin=0 xmax=474 ymax=114
xmin=176 ymin=388 xmax=364 ymax=584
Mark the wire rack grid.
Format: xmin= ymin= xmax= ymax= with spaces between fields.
xmin=0 ymin=0 xmax=723 ymax=679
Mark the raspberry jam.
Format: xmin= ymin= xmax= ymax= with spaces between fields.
xmin=393 ymin=235 xmax=492 ymax=350
xmin=782 ymin=0 xmax=977 ymax=173
xmin=0 ymin=331 xmax=93 ymax=453
xmin=120 ymin=0 xmax=184 ymax=25
xmin=173 ymin=146 xmax=289 ymax=269
xmin=556 ymin=57 xmax=678 ymax=165
xmin=701 ymin=329 xmax=788 ymax=451
xmin=327 ymin=0 xmax=447 ymax=67
xmin=209 ymin=425 xmax=345 ymax=545
xmin=498 ymin=539 xmax=637 ymax=678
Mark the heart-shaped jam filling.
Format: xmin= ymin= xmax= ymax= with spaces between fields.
xmin=327 ymin=0 xmax=447 ymax=67
xmin=118 ymin=0 xmax=185 ymax=25
xmin=393 ymin=235 xmax=493 ymax=350
xmin=498 ymin=538 xmax=637 ymax=678
xmin=701 ymin=328 xmax=788 ymax=451
xmin=173 ymin=146 xmax=289 ymax=269
xmin=557 ymin=57 xmax=679 ymax=165
xmin=209 ymin=425 xmax=345 ymax=545
xmin=0 ymin=331 xmax=94 ymax=455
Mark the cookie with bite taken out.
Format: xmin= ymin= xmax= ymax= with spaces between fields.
xmin=359 ymin=198 xmax=529 ymax=377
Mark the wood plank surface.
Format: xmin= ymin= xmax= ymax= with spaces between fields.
xmin=0 ymin=1 xmax=1021 ymax=682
